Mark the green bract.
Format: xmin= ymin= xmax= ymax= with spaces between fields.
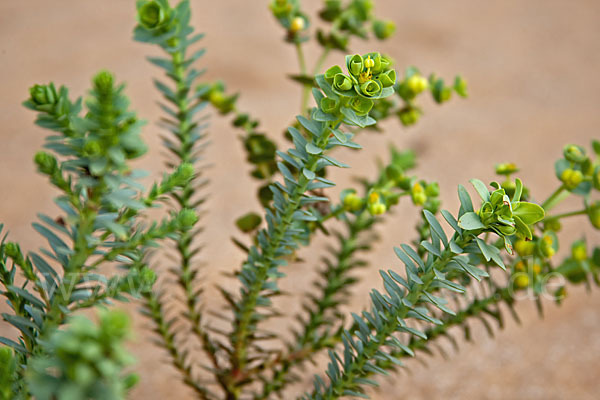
xmin=137 ymin=0 xmax=170 ymax=30
xmin=458 ymin=179 xmax=545 ymax=247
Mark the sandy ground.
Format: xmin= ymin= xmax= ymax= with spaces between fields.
xmin=1 ymin=0 xmax=599 ymax=399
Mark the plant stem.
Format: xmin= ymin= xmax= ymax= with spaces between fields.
xmin=295 ymin=42 xmax=311 ymax=116
xmin=313 ymin=46 xmax=331 ymax=75
xmin=230 ymin=116 xmax=344 ymax=394
xmin=544 ymin=209 xmax=587 ymax=221
xmin=541 ymin=184 xmax=568 ymax=211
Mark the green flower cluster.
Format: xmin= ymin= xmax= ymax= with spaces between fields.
xmin=27 ymin=311 xmax=137 ymax=400
xmin=395 ymin=67 xmax=468 ymax=126
xmin=136 ymin=0 xmax=172 ymax=32
xmin=556 ymin=143 xmax=599 ymax=192
xmin=26 ymin=71 xmax=147 ymax=178
xmin=458 ymin=179 xmax=545 ymax=250
xmin=269 ymin=0 xmax=309 ymax=41
xmin=317 ymin=0 xmax=394 ymax=50
xmin=322 ymin=52 xmax=395 ymax=116
xmin=340 ymin=147 xmax=440 ymax=218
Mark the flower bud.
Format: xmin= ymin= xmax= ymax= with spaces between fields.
xmin=495 ymin=162 xmax=519 ymax=176
xmin=83 ymin=140 xmax=102 ymax=156
xmin=560 ymin=168 xmax=583 ymax=190
xmin=137 ymin=0 xmax=169 ymax=30
xmin=544 ymin=218 xmax=562 ymax=232
xmin=3 ymin=242 xmax=21 ymax=260
xmin=425 ymin=182 xmax=440 ymax=197
xmin=171 ymin=163 xmax=195 ymax=187
xmin=514 ymin=261 xmax=526 ymax=272
xmin=364 ymin=57 xmax=375 ymax=69
xmin=514 ymin=239 xmax=535 ymax=257
xmin=398 ymin=107 xmax=420 ymax=126
xmin=289 ymin=16 xmax=305 ymax=33
xmin=539 ymin=233 xmax=556 ymax=258
xmin=372 ymin=20 xmax=396 ymax=40
xmin=368 ymin=202 xmax=387 ymax=215
xmin=563 ymin=144 xmax=586 ymax=164
xmin=406 ymin=74 xmax=428 ymax=94
xmin=454 ymin=76 xmax=468 ymax=97
xmin=93 ymin=70 xmax=114 ymax=93
xmin=343 ymin=192 xmax=363 ymax=211
xmin=359 ymin=80 xmax=382 ymax=98
xmin=29 ymin=84 xmax=56 ymax=106
xmin=571 ymin=240 xmax=587 ymax=261
xmin=177 ymin=209 xmax=199 ymax=229
xmin=34 ymin=151 xmax=58 ymax=175
xmin=385 ymin=164 xmax=403 ymax=183
xmin=411 ymin=182 xmax=427 ymax=206
xmin=514 ymin=274 xmax=529 ymax=289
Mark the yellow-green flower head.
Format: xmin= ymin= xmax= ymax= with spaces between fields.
xmin=560 ymin=168 xmax=583 ymax=190
xmin=571 ymin=240 xmax=587 ymax=261
xmin=495 ymin=162 xmax=519 ymax=176
xmin=343 ymin=192 xmax=363 ymax=211
xmin=368 ymin=202 xmax=387 ymax=215
xmin=514 ymin=238 xmax=535 ymax=257
xmin=137 ymin=0 xmax=170 ymax=30
xmin=406 ymin=74 xmax=428 ymax=94
xmin=289 ymin=16 xmax=305 ymax=33
xmin=539 ymin=233 xmax=556 ymax=258
xmin=411 ymin=182 xmax=427 ymax=206
xmin=514 ymin=273 xmax=530 ymax=289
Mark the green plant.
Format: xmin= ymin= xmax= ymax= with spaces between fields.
xmin=1 ymin=1 xmax=599 ymax=399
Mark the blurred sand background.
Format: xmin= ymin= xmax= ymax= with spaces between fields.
xmin=1 ymin=0 xmax=599 ymax=399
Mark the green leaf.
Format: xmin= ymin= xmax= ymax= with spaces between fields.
xmin=457 ymin=184 xmax=474 ymax=214
xmin=302 ymin=168 xmax=316 ymax=180
xmin=512 ymin=178 xmax=523 ymax=202
xmin=513 ymin=215 xmax=532 ymax=240
xmin=305 ymin=143 xmax=323 ymax=155
xmin=470 ymin=179 xmax=490 ymax=201
xmin=423 ymin=210 xmax=448 ymax=247
xmin=288 ymin=74 xmax=316 ymax=86
xmin=512 ymin=202 xmax=545 ymax=225
xmin=235 ymin=212 xmax=262 ymax=233
xmin=458 ymin=212 xmax=485 ymax=230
